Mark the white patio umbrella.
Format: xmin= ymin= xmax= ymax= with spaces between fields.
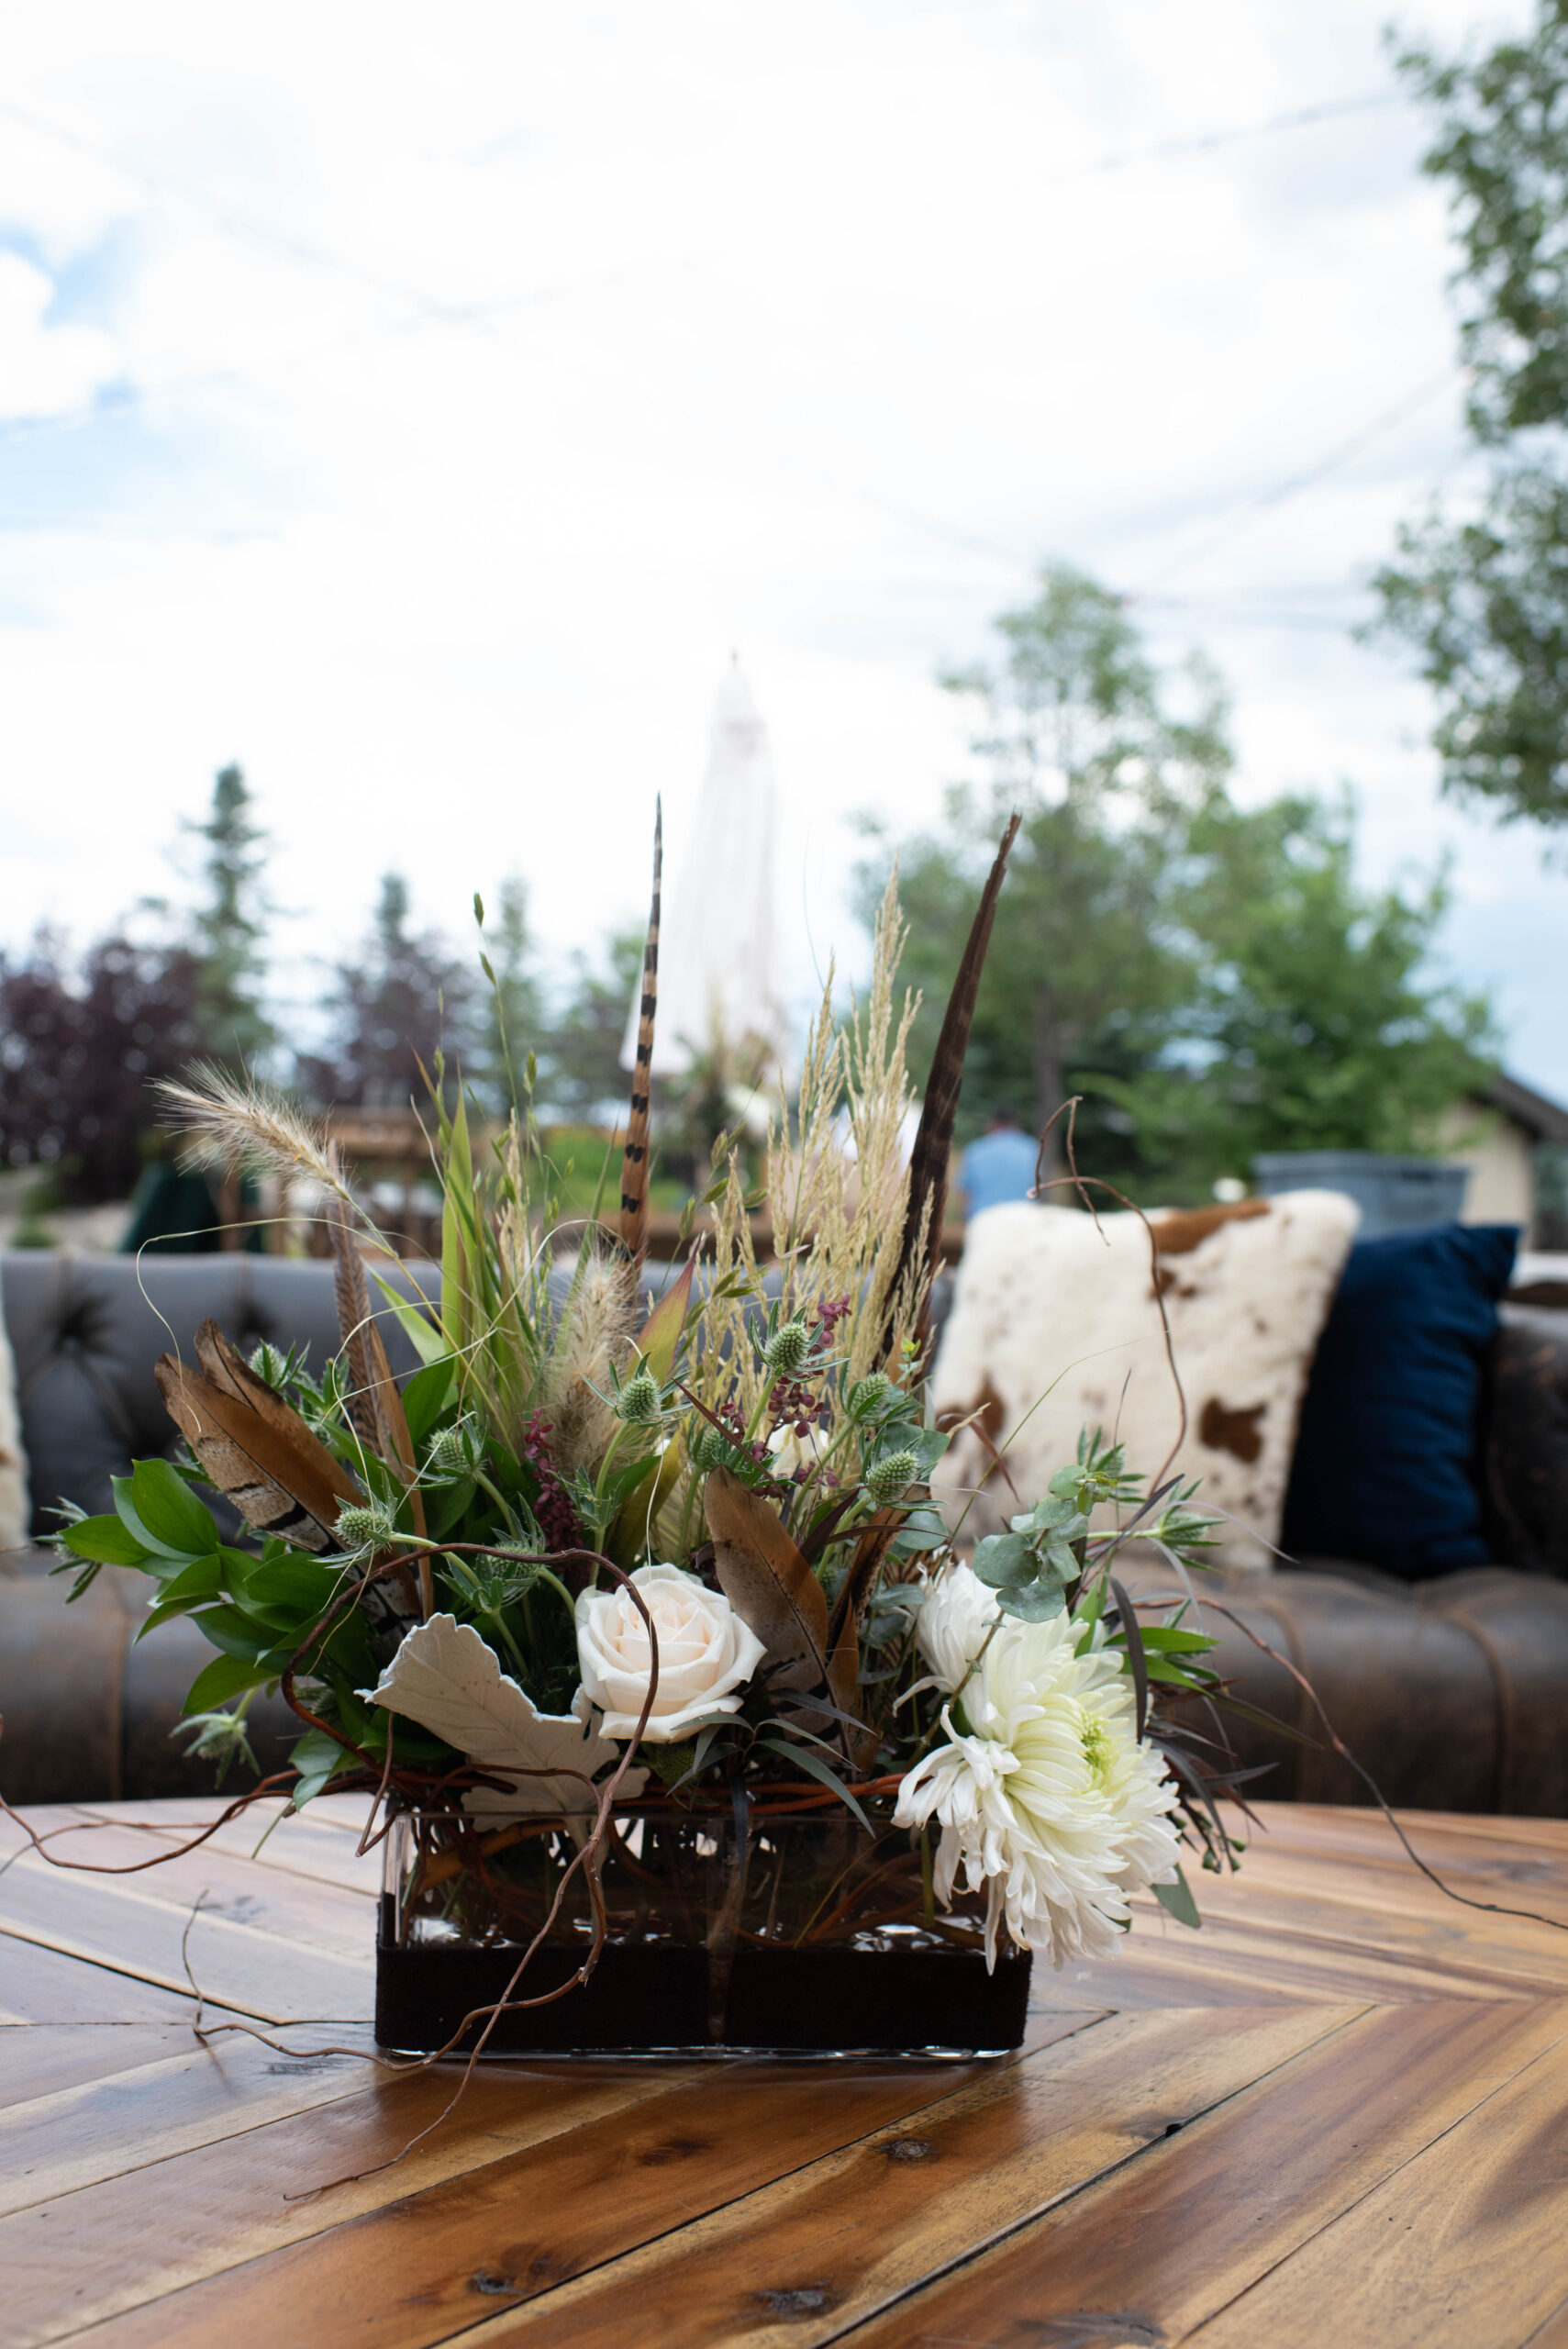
xmin=623 ymin=659 xmax=787 ymax=1080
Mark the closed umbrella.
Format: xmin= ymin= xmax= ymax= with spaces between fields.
xmin=624 ymin=659 xmax=786 ymax=1078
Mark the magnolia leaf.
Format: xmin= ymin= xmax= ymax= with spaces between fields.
xmin=361 ymin=1613 xmax=644 ymax=1817
xmin=705 ymin=1466 xmax=832 ymax=1692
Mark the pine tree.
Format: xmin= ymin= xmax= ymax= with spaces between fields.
xmin=185 ymin=764 xmax=273 ymax=1066
xmin=301 ymin=874 xmax=473 ymax=1109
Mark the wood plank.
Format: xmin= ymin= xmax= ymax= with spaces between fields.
xmin=1258 ymin=1802 xmax=1568 ymax=1857
xmin=0 ymin=1932 xmax=254 ymax=2028
xmin=1030 ymin=1893 xmax=1566 ymax=2007
xmin=1192 ymin=1839 xmax=1568 ymax=1947
xmin=0 ymin=2029 xmax=384 ymax=2215
xmin=833 ymin=1998 xmax=1568 ymax=2349
xmin=0 ymin=2023 xmax=264 ymax=2111
xmin=0 ymin=1851 xmax=373 ymax=2024
xmin=0 ymin=2061 xmax=714 ymax=2346
xmin=437 ymin=2005 xmax=1362 ymax=2349
xmin=0 ymin=1809 xmax=377 ymax=1951
xmin=1523 ymin=2297 xmax=1568 ymax=2349
xmin=1185 ymin=2024 xmax=1568 ymax=2347
xmin=69 ymin=1797 xmax=386 ymax=1897
xmin=30 ymin=2025 xmax=1097 ymax=2349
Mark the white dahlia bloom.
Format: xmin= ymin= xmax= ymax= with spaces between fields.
xmin=894 ymin=1608 xmax=1183 ymax=1969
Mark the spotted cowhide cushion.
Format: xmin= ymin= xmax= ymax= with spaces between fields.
xmin=930 ymin=1190 xmax=1361 ymax=1570
xmin=0 ymin=1259 xmax=29 ymax=1551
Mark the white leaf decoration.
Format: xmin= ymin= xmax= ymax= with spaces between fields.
xmin=361 ymin=1613 xmax=644 ymax=1818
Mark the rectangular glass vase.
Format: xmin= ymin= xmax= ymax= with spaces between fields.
xmin=376 ymin=1800 xmax=1031 ymax=2059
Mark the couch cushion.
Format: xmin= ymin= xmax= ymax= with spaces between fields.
xmin=2 ymin=1252 xmax=437 ymax=1537
xmin=1117 ymin=1549 xmax=1568 ymax=1815
xmin=931 ymin=1191 xmax=1359 ymax=1568
xmin=0 ymin=1258 xmax=28 ymax=1549
xmin=1282 ymin=1224 xmax=1518 ymax=1579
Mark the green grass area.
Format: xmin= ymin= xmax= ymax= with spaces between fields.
xmin=538 ymin=1125 xmax=691 ymax=1226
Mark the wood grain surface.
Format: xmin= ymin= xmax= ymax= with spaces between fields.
xmin=0 ymin=1795 xmax=1563 ymax=2348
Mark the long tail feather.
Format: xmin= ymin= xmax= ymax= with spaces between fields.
xmin=618 ymin=800 xmax=662 ymax=1268
xmin=888 ymin=811 xmax=1021 ymax=1365
xmin=158 ymin=1322 xmax=361 ymax=1553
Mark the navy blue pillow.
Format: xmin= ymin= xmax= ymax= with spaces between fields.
xmin=1281 ymin=1223 xmax=1518 ymax=1579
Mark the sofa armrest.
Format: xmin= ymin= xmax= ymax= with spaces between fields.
xmin=0 ymin=1545 xmax=298 ymax=1804
xmin=1482 ymin=1308 xmax=1568 ymax=1576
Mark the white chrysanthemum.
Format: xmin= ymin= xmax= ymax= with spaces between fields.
xmin=894 ymin=1608 xmax=1183 ymax=1969
xmin=916 ymin=1560 xmax=999 ymax=1691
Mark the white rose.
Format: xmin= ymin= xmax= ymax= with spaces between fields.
xmin=917 ymin=1561 xmax=1000 ymax=1691
xmin=768 ymin=1420 xmax=825 ymax=1479
xmin=575 ymin=1563 xmax=767 ymax=1742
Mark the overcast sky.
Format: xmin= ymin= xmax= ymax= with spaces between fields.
xmin=5 ymin=0 xmax=1563 ymax=1095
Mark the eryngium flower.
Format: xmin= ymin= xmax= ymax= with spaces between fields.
xmin=864 ymin=1448 xmax=918 ymax=1504
xmin=762 ymin=1319 xmax=812 ymax=1376
xmin=613 ymin=1369 xmax=662 ymax=1425
xmin=894 ymin=1608 xmax=1182 ymax=1969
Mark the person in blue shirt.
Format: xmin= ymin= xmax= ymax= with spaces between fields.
xmin=958 ymin=1111 xmax=1040 ymax=1220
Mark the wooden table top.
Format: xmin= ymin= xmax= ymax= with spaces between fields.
xmin=1 ymin=1795 xmax=1565 ymax=2349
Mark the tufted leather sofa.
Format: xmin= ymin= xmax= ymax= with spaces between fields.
xmin=0 ymin=1253 xmax=433 ymax=1805
xmin=3 ymin=1255 xmax=1567 ymax=1815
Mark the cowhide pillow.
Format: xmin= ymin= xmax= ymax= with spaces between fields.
xmin=0 ymin=1259 xmax=30 ymax=1551
xmin=930 ymin=1191 xmax=1361 ymax=1570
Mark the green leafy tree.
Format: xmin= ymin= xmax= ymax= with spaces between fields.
xmin=865 ymin=570 xmax=1496 ymax=1201
xmin=1372 ymin=4 xmax=1568 ymax=822
xmin=541 ymin=925 xmax=645 ymax=1124
xmin=184 ymin=764 xmax=273 ymax=1064
xmin=1112 ymin=795 xmax=1498 ymax=1186
xmin=859 ymin=564 xmax=1231 ymax=1180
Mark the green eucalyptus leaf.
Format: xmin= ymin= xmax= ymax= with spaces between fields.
xmin=243 ymin=1555 xmax=348 ymax=1615
xmin=995 ymin=1580 xmax=1066 ymax=1623
xmin=972 ymin=1531 xmax=1032 ymax=1588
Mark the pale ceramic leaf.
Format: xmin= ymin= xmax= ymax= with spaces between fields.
xmin=361 ymin=1612 xmax=643 ymax=1814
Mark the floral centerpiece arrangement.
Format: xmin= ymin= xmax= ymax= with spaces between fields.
xmin=52 ymin=819 xmax=1240 ymax=2057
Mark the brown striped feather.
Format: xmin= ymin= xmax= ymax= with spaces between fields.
xmin=157 ymin=1323 xmax=361 ymax=1553
xmin=887 ymin=811 xmax=1021 ymax=1364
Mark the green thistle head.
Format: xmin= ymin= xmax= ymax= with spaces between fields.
xmin=762 ymin=1319 xmax=811 ymax=1377
xmin=334 ymin=1498 xmax=396 ymax=1553
xmin=847 ymin=1372 xmax=897 ymax=1422
xmin=615 ymin=1369 xmax=662 ymax=1426
xmin=428 ymin=1419 xmax=486 ymax=1476
xmin=864 ymin=1448 xmax=918 ymax=1505
xmin=248 ymin=1341 xmax=289 ymax=1391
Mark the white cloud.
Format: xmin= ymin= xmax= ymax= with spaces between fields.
xmin=1 ymin=0 xmax=1562 ymax=1093
xmin=0 ymin=248 xmax=119 ymax=417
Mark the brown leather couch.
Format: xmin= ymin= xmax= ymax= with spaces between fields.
xmin=3 ymin=1255 xmax=1567 ymax=1814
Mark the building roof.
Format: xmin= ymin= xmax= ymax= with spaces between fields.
xmin=1485 ymin=1071 xmax=1568 ymax=1147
